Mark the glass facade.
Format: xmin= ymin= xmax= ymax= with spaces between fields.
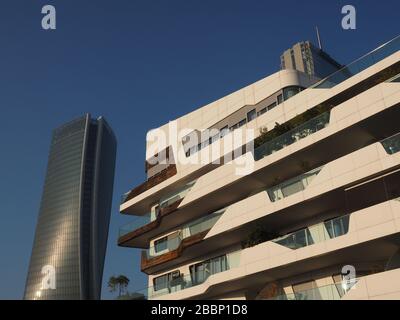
xmin=24 ymin=114 xmax=117 ymax=300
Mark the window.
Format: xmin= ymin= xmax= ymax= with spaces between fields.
xmin=238 ymin=119 xmax=246 ymax=127
xmin=283 ymin=86 xmax=302 ymax=101
xmin=247 ymin=109 xmax=256 ymax=122
xmin=153 ymin=273 xmax=171 ymax=291
xmin=153 ymin=271 xmax=182 ymax=291
xmin=277 ymin=94 xmax=283 ymax=105
xmin=190 ymin=255 xmax=229 ymax=285
xmin=292 ymin=280 xmax=320 ymax=300
xmin=324 ymin=215 xmax=349 ymax=238
xmin=210 ymin=133 xmax=219 ymax=143
xmin=201 ymin=139 xmax=209 ymax=149
xmin=220 ymin=126 xmax=229 ymax=137
xmin=267 ymin=102 xmax=277 ymax=111
xmin=257 ymin=107 xmax=267 ymax=116
xmin=281 ymin=180 xmax=304 ymax=198
xmin=290 ymin=49 xmax=297 ymax=69
xmin=154 ymin=237 xmax=168 ymax=253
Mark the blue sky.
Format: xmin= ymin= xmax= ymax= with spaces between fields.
xmin=0 ymin=0 xmax=398 ymax=299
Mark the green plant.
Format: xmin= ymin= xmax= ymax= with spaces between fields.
xmin=241 ymin=226 xmax=280 ymax=249
xmin=254 ymin=104 xmax=329 ymax=149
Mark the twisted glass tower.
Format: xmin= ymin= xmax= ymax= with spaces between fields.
xmin=24 ymin=114 xmax=117 ymax=300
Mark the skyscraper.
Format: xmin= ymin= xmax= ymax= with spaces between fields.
xmin=24 ymin=114 xmax=117 ymax=300
xmin=280 ymin=41 xmax=342 ymax=79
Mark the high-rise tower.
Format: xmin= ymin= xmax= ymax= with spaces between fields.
xmin=24 ymin=114 xmax=117 ymax=300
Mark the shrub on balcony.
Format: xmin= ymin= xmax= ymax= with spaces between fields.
xmin=241 ymin=227 xmax=280 ymax=249
xmin=254 ymin=104 xmax=329 ymax=149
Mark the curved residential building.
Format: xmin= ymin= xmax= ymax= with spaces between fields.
xmin=119 ymin=36 xmax=400 ymax=300
xmin=24 ymin=114 xmax=117 ymax=300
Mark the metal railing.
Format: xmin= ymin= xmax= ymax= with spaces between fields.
xmin=311 ymin=35 xmax=400 ymax=89
xmin=254 ymin=112 xmax=330 ymax=161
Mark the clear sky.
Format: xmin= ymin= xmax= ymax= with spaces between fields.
xmin=0 ymin=0 xmax=398 ymax=299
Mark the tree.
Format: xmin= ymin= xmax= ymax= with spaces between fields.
xmin=108 ymin=275 xmax=130 ymax=298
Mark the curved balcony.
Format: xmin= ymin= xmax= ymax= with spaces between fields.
xmin=266 ymin=280 xmax=357 ymax=300
xmin=118 ymin=198 xmax=183 ymax=248
xmin=118 ymin=180 xmax=196 ymax=247
xmin=254 ymin=112 xmax=330 ymax=161
xmin=140 ymin=210 xmax=223 ymax=273
xmin=121 ymin=163 xmax=177 ymax=204
xmin=130 ymin=213 xmax=350 ymax=299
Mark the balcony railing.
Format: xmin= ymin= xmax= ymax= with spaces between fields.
xmin=388 ymin=74 xmax=400 ymax=82
xmin=144 ymin=210 xmax=224 ymax=259
xmin=381 ymin=132 xmax=400 ymax=155
xmin=266 ymin=280 xmax=357 ymax=300
xmin=120 ymin=163 xmax=177 ymax=204
xmin=312 ymin=35 xmax=400 ymax=89
xmin=130 ymin=213 xmax=351 ymax=298
xmin=273 ymin=215 xmax=349 ymax=249
xmin=131 ymin=253 xmax=238 ymax=299
xmin=119 ymin=214 xmax=154 ymax=238
xmin=254 ymin=112 xmax=330 ymax=161
xmin=267 ymin=167 xmax=323 ymax=202
xmin=119 ymin=180 xmax=196 ymax=239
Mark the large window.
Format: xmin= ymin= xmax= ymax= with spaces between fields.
xmin=283 ymin=86 xmax=303 ymax=100
xmin=292 ymin=280 xmax=321 ymax=300
xmin=154 ymin=237 xmax=168 ymax=253
xmin=153 ymin=271 xmax=182 ymax=292
xmin=324 ymin=215 xmax=349 ymax=238
xmin=153 ymin=273 xmax=172 ymax=291
xmin=190 ymin=255 xmax=229 ymax=285
xmin=267 ymin=168 xmax=321 ymax=202
xmin=247 ymin=109 xmax=257 ymax=122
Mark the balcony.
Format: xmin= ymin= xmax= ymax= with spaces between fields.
xmin=121 ymin=163 xmax=177 ymax=204
xmin=267 ymin=167 xmax=323 ymax=202
xmin=144 ymin=252 xmax=239 ymax=299
xmin=266 ymin=281 xmax=357 ymax=300
xmin=141 ymin=210 xmax=224 ymax=273
xmin=273 ymin=214 xmax=349 ymax=249
xmin=254 ymin=112 xmax=331 ymax=161
xmin=312 ymin=35 xmax=400 ymax=89
xmin=130 ymin=213 xmax=352 ymax=298
xmin=118 ymin=181 xmax=196 ymax=247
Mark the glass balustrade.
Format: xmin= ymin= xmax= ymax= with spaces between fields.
xmin=273 ymin=215 xmax=349 ymax=249
xmin=267 ymin=167 xmax=323 ymax=202
xmin=312 ymin=35 xmax=400 ymax=89
xmin=129 ymin=214 xmax=351 ymax=298
xmin=144 ymin=210 xmax=224 ymax=259
xmin=131 ymin=254 xmax=235 ymax=299
xmin=254 ymin=112 xmax=330 ymax=161
xmin=119 ymin=180 xmax=197 ymax=237
xmin=266 ymin=280 xmax=357 ymax=300
xmin=381 ymin=132 xmax=400 ymax=155
xmin=388 ymin=74 xmax=400 ymax=82
xmin=119 ymin=214 xmax=154 ymax=237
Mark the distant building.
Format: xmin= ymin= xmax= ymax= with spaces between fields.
xmin=24 ymin=114 xmax=117 ymax=300
xmin=280 ymin=41 xmax=342 ymax=79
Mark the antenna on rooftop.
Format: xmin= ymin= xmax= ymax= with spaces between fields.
xmin=316 ymin=26 xmax=323 ymax=50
